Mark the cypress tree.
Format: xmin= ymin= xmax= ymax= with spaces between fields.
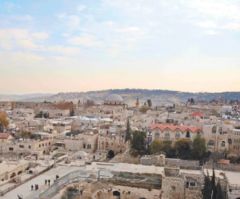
xmin=216 ymin=181 xmax=225 ymax=199
xmin=202 ymin=174 xmax=211 ymax=199
xmin=211 ymin=168 xmax=217 ymax=199
xmin=125 ymin=118 xmax=131 ymax=142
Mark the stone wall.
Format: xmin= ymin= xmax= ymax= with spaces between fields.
xmin=161 ymin=177 xmax=185 ymax=199
xmin=166 ymin=158 xmax=200 ymax=170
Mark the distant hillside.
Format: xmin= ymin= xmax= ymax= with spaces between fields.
xmin=1 ymin=89 xmax=240 ymax=104
xmin=0 ymin=93 xmax=52 ymax=102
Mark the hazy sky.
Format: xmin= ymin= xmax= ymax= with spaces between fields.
xmin=0 ymin=0 xmax=240 ymax=94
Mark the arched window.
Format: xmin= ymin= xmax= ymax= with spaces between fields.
xmin=219 ymin=127 xmax=223 ymax=134
xmin=155 ymin=132 xmax=160 ymax=139
xmin=175 ymin=132 xmax=181 ymax=139
xmin=164 ymin=132 xmax=170 ymax=140
xmin=221 ymin=141 xmax=225 ymax=147
xmin=212 ymin=126 xmax=217 ymax=134
xmin=208 ymin=140 xmax=215 ymax=146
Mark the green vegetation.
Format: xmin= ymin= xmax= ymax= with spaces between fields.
xmin=150 ymin=140 xmax=175 ymax=157
xmin=19 ymin=131 xmax=32 ymax=139
xmin=192 ymin=134 xmax=207 ymax=159
xmin=35 ymin=111 xmax=49 ymax=118
xmin=61 ymin=186 xmax=79 ymax=199
xmin=130 ymin=131 xmax=146 ymax=155
xmin=147 ymin=99 xmax=152 ymax=107
xmin=149 ymin=135 xmax=207 ymax=160
xmin=69 ymin=108 xmax=75 ymax=116
xmin=202 ymin=169 xmax=226 ymax=199
xmin=139 ymin=106 xmax=149 ymax=114
xmin=125 ymin=118 xmax=132 ymax=142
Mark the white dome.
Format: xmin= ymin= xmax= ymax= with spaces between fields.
xmin=105 ymin=94 xmax=123 ymax=103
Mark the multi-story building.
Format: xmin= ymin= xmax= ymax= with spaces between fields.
xmin=149 ymin=123 xmax=202 ymax=143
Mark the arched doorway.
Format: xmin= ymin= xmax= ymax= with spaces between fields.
xmin=113 ymin=190 xmax=120 ymax=199
xmin=17 ymin=171 xmax=22 ymax=175
xmin=107 ymin=150 xmax=115 ymax=159
xmin=10 ymin=172 xmax=16 ymax=178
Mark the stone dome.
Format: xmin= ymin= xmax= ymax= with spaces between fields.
xmin=104 ymin=94 xmax=124 ymax=104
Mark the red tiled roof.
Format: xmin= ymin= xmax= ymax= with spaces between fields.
xmin=191 ymin=112 xmax=204 ymax=118
xmin=150 ymin=123 xmax=201 ymax=133
xmin=0 ymin=133 xmax=11 ymax=139
xmin=218 ymin=159 xmax=230 ymax=165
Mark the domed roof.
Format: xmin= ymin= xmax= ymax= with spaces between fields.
xmin=105 ymin=94 xmax=123 ymax=102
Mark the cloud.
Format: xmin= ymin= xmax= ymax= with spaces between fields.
xmin=3 ymin=2 xmax=19 ymax=12
xmin=32 ymin=32 xmax=49 ymax=40
xmin=103 ymin=0 xmax=240 ymax=34
xmin=115 ymin=26 xmax=141 ymax=33
xmin=196 ymin=20 xmax=217 ymax=29
xmin=57 ymin=13 xmax=81 ymax=30
xmin=203 ymin=30 xmax=219 ymax=36
xmin=45 ymin=45 xmax=81 ymax=55
xmin=77 ymin=4 xmax=87 ymax=12
xmin=222 ymin=23 xmax=240 ymax=31
xmin=184 ymin=0 xmax=240 ymax=33
xmin=0 ymin=28 xmax=49 ymax=50
xmin=68 ymin=34 xmax=102 ymax=48
xmin=185 ymin=0 xmax=240 ymax=21
xmin=0 ymin=51 xmax=44 ymax=67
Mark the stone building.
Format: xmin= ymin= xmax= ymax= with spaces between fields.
xmin=150 ymin=123 xmax=202 ymax=143
xmin=161 ymin=167 xmax=203 ymax=199
xmin=104 ymin=94 xmax=124 ymax=106
xmin=0 ymin=160 xmax=30 ymax=183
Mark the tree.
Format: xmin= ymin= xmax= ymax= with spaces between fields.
xmin=150 ymin=140 xmax=175 ymax=157
xmin=125 ymin=118 xmax=131 ymax=142
xmin=216 ymin=181 xmax=225 ymax=199
xmin=211 ymin=168 xmax=217 ymax=199
xmin=175 ymin=139 xmax=192 ymax=159
xmin=70 ymin=108 xmax=75 ymax=116
xmin=202 ymin=173 xmax=212 ymax=199
xmin=147 ymin=99 xmax=152 ymax=108
xmin=131 ymin=131 xmax=146 ymax=155
xmin=150 ymin=140 xmax=163 ymax=154
xmin=139 ymin=106 xmax=149 ymax=114
xmin=19 ymin=131 xmax=32 ymax=139
xmin=0 ymin=111 xmax=9 ymax=132
xmin=202 ymin=169 xmax=226 ymax=199
xmin=35 ymin=111 xmax=49 ymax=118
xmin=162 ymin=141 xmax=175 ymax=157
xmin=192 ymin=135 xmax=206 ymax=160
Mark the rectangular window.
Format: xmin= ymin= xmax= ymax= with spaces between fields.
xmin=9 ymin=147 xmax=14 ymax=151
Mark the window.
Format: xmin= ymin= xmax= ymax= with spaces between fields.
xmin=155 ymin=132 xmax=160 ymax=139
xmin=219 ymin=127 xmax=223 ymax=134
xmin=190 ymin=182 xmax=196 ymax=187
xmin=164 ymin=132 xmax=170 ymax=140
xmin=208 ymin=140 xmax=215 ymax=146
xmin=19 ymin=145 xmax=24 ymax=148
xmin=9 ymin=147 xmax=14 ymax=151
xmin=221 ymin=141 xmax=226 ymax=147
xmin=175 ymin=132 xmax=181 ymax=139
xmin=212 ymin=126 xmax=217 ymax=134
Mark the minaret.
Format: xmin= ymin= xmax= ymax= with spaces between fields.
xmin=136 ymin=98 xmax=139 ymax=107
